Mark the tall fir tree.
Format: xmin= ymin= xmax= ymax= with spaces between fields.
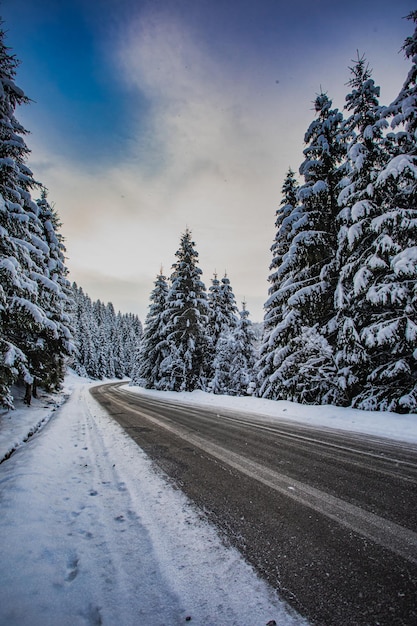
xmin=294 ymin=93 xmax=347 ymax=331
xmin=28 ymin=190 xmax=74 ymax=392
xmin=208 ymin=271 xmax=239 ymax=335
xmin=257 ymin=169 xmax=299 ymax=398
xmin=207 ymin=273 xmax=222 ymax=344
xmin=334 ymin=56 xmax=388 ymax=404
xmin=112 ymin=312 xmax=125 ymax=379
xmin=258 ymin=95 xmax=346 ymax=403
xmin=159 ymin=229 xmax=210 ymax=392
xmin=71 ymin=284 xmax=98 ymax=378
xmin=218 ymin=273 xmax=239 ymax=329
xmin=0 ymin=26 xmax=39 ymax=406
xmin=210 ymin=329 xmax=234 ymax=395
xmin=212 ymin=300 xmax=256 ymax=397
xmin=0 ymin=25 xmax=72 ymax=406
xmin=351 ymin=13 xmax=417 ymax=411
xmin=207 ymin=271 xmax=239 ymax=390
xmin=206 ymin=272 xmax=222 ymax=383
xmin=229 ymin=301 xmax=257 ymax=396
xmin=131 ymin=270 xmax=169 ymax=388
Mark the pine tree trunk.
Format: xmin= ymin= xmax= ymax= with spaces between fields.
xmin=24 ymin=383 xmax=32 ymax=406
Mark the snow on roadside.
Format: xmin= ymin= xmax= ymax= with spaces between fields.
xmin=125 ymin=384 xmax=417 ymax=444
xmin=0 ymin=371 xmax=99 ymax=464
xmin=0 ymin=383 xmax=69 ymax=464
xmin=0 ymin=373 xmax=307 ymax=626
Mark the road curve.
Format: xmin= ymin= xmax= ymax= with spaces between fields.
xmin=90 ymin=383 xmax=417 ymax=626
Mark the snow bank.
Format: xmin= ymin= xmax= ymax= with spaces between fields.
xmin=0 ymin=375 xmax=78 ymax=463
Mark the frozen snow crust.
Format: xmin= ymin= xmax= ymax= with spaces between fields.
xmin=0 ymin=372 xmax=307 ymax=626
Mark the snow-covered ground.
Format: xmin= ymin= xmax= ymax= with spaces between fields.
xmin=1 ymin=373 xmax=416 ymax=626
xmin=0 ymin=373 xmax=307 ymax=626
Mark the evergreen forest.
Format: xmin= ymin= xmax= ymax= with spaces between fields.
xmin=258 ymin=14 xmax=417 ymax=412
xmin=0 ymin=13 xmax=416 ymax=414
xmin=0 ymin=23 xmax=141 ymax=409
xmin=131 ymin=229 xmax=257 ymax=395
xmin=133 ymin=13 xmax=417 ymax=413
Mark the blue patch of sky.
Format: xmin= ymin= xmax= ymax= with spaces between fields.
xmin=1 ymin=0 xmax=415 ymax=168
xmin=1 ymin=0 xmax=150 ymax=166
xmin=189 ymin=0 xmax=414 ymax=74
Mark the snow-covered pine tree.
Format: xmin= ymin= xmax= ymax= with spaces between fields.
xmin=29 ymin=189 xmax=74 ymax=392
xmin=71 ymin=284 xmax=98 ymax=378
xmin=0 ymin=25 xmax=71 ymax=406
xmin=208 ymin=271 xmax=239 ymax=338
xmin=334 ymin=56 xmax=388 ymax=404
xmin=206 ymin=272 xmax=222 ymax=382
xmin=294 ymin=93 xmax=347 ymax=331
xmin=0 ymin=29 xmax=37 ymax=406
xmin=112 ymin=311 xmax=125 ymax=379
xmin=208 ymin=272 xmax=222 ymax=342
xmin=259 ymin=95 xmax=345 ymax=403
xmin=207 ymin=271 xmax=239 ymax=391
xmin=129 ymin=313 xmax=143 ymax=375
xmin=229 ymin=301 xmax=257 ymax=396
xmin=131 ymin=270 xmax=169 ymax=388
xmin=118 ymin=312 xmax=142 ymax=378
xmin=210 ymin=329 xmax=234 ymax=395
xmin=212 ymin=297 xmax=256 ymax=397
xmin=102 ymin=302 xmax=116 ymax=379
xmin=90 ymin=299 xmax=108 ymax=379
xmin=351 ymin=14 xmax=417 ymax=411
xmin=257 ymin=169 xmax=299 ymax=398
xmin=218 ymin=273 xmax=239 ymax=330
xmin=271 ymin=323 xmax=338 ymax=404
xmin=160 ymin=229 xmax=210 ymax=392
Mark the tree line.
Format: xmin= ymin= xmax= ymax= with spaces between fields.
xmin=1 ymin=12 xmax=416 ymax=413
xmin=0 ymin=25 xmax=73 ymax=408
xmin=257 ymin=12 xmax=417 ymax=412
xmin=131 ymin=229 xmax=257 ymax=395
xmin=71 ymin=284 xmax=142 ymax=380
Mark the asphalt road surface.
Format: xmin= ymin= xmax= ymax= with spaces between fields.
xmin=90 ymin=383 xmax=417 ymax=626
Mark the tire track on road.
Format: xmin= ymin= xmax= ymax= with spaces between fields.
xmin=104 ymin=388 xmax=417 ymax=566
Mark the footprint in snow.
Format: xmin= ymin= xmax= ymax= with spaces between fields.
xmin=65 ymin=554 xmax=79 ymax=582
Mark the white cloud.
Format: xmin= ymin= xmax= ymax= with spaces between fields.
xmin=25 ymin=9 xmax=286 ymax=320
xmin=23 ymin=5 xmax=412 ymax=322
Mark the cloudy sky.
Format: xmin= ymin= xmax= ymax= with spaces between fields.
xmin=1 ymin=0 xmax=415 ymax=321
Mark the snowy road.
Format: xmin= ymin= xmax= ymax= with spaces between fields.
xmin=0 ymin=380 xmax=306 ymax=626
xmin=92 ymin=382 xmax=417 ymax=626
